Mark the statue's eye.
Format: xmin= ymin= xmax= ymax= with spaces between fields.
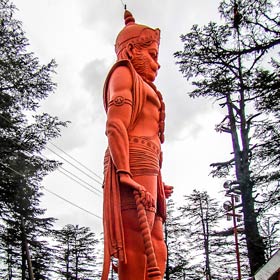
xmin=150 ymin=51 xmax=158 ymax=60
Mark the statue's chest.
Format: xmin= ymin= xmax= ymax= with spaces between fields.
xmin=144 ymin=84 xmax=161 ymax=110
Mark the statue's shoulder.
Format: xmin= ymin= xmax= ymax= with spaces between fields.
xmin=104 ymin=59 xmax=139 ymax=90
xmin=110 ymin=61 xmax=133 ymax=78
xmin=103 ymin=59 xmax=144 ymax=112
xmin=108 ymin=59 xmax=136 ymax=77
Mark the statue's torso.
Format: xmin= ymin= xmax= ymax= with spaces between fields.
xmin=128 ymin=80 xmax=161 ymax=149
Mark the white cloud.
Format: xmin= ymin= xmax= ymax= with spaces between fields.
xmin=12 ymin=0 xmax=229 ymax=233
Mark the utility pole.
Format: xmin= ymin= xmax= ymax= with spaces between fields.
xmin=223 ymin=181 xmax=242 ymax=280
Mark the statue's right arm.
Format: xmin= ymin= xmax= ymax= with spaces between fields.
xmin=106 ymin=66 xmax=146 ymax=192
xmin=106 ymin=66 xmax=132 ymax=175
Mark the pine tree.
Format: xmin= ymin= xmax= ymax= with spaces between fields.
xmin=0 ymin=0 xmax=67 ymax=278
xmin=258 ymin=214 xmax=280 ymax=260
xmin=253 ymin=60 xmax=280 ymax=213
xmin=165 ymin=199 xmax=192 ymax=280
xmin=174 ymin=0 xmax=280 ymax=274
xmin=178 ymin=190 xmax=244 ymax=280
xmin=53 ymin=224 xmax=99 ymax=279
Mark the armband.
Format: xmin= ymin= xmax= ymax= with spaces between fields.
xmin=108 ymin=96 xmax=132 ymax=107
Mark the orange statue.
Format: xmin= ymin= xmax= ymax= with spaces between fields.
xmin=102 ymin=9 xmax=173 ymax=280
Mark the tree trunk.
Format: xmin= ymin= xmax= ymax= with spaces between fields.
xmin=199 ymin=196 xmax=212 ymax=280
xmin=21 ymin=237 xmax=26 ymax=280
xmin=75 ymin=254 xmax=78 ymax=280
xmin=241 ymin=179 xmax=266 ymax=274
xmin=8 ymin=245 xmax=13 ymax=280
xmin=21 ymin=217 xmax=35 ymax=280
xmin=66 ymin=246 xmax=70 ymax=280
xmin=226 ymin=50 xmax=266 ymax=273
xmin=164 ymin=223 xmax=170 ymax=280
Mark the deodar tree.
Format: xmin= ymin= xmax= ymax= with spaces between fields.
xmin=178 ymin=190 xmax=229 ymax=280
xmin=174 ymin=0 xmax=280 ymax=275
xmin=0 ymin=0 xmax=67 ymax=278
xmin=53 ymin=224 xmax=99 ymax=279
xmin=164 ymin=199 xmax=191 ymax=280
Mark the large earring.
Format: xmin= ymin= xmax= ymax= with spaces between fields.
xmin=127 ymin=44 xmax=134 ymax=60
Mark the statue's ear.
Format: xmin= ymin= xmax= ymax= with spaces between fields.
xmin=126 ymin=43 xmax=134 ymax=59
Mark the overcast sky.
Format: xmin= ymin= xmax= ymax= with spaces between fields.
xmin=12 ymin=0 xmax=232 ymax=234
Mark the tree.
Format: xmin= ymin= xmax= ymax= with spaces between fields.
xmin=178 ymin=190 xmax=226 ymax=280
xmin=253 ymin=60 xmax=280 ymax=213
xmin=53 ymin=224 xmax=99 ymax=279
xmin=0 ymin=0 xmax=67 ymax=278
xmin=165 ymin=199 xmax=192 ymax=280
xmin=258 ymin=214 xmax=280 ymax=260
xmin=174 ymin=0 xmax=280 ymax=274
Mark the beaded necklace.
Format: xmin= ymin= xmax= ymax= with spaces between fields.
xmin=146 ymin=81 xmax=166 ymax=144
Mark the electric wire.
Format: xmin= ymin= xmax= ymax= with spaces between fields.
xmin=49 ymin=141 xmax=103 ymax=180
xmin=38 ymin=148 xmax=102 ymax=196
xmin=0 ymin=160 xmax=23 ymax=178
xmin=39 ymin=150 xmax=102 ymax=195
xmin=0 ymin=114 xmax=104 ymax=185
xmin=46 ymin=146 xmax=103 ymax=185
xmin=120 ymin=0 xmax=126 ymax=10
xmin=0 ymin=160 xmax=102 ymax=219
xmin=43 ymin=187 xmax=102 ymax=220
xmin=58 ymin=166 xmax=102 ymax=196
xmin=0 ymin=114 xmax=103 ymax=195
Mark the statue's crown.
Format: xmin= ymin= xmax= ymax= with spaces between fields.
xmin=115 ymin=10 xmax=160 ymax=55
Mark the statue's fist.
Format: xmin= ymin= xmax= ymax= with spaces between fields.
xmin=119 ymin=173 xmax=155 ymax=207
xmin=164 ymin=183 xmax=173 ymax=198
xmin=137 ymin=188 xmax=155 ymax=209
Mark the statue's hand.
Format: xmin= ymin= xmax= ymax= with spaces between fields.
xmin=119 ymin=173 xmax=155 ymax=208
xmin=136 ymin=188 xmax=155 ymax=209
xmin=164 ymin=183 xmax=173 ymax=198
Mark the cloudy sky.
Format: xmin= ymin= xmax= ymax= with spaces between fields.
xmin=12 ymin=0 xmax=232 ymax=234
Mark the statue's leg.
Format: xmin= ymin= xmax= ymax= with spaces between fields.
xmin=119 ymin=175 xmax=158 ymax=280
xmin=150 ymin=216 xmax=167 ymax=279
xmin=119 ymin=209 xmax=157 ymax=279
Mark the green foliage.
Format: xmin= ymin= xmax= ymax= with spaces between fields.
xmin=0 ymin=0 xmax=67 ymax=278
xmin=165 ymin=199 xmax=191 ymax=280
xmin=165 ymin=191 xmax=251 ymax=280
xmin=179 ymin=190 xmax=226 ymax=280
xmin=258 ymin=214 xmax=280 ymax=260
xmin=53 ymin=224 xmax=99 ymax=279
xmin=175 ymin=0 xmax=280 ymax=274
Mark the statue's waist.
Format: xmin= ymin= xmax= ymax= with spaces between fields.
xmin=128 ymin=136 xmax=160 ymax=176
xmin=104 ymin=136 xmax=161 ymax=176
xmin=128 ymin=135 xmax=161 ymax=156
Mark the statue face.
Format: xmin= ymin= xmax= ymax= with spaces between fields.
xmin=130 ymin=42 xmax=160 ymax=82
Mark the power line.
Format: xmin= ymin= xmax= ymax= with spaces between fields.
xmin=38 ymin=152 xmax=102 ymax=196
xmin=2 ymin=149 xmax=103 ymax=203
xmin=37 ymin=146 xmax=103 ymax=195
xmin=36 ymin=149 xmax=102 ymax=196
xmin=0 ymin=160 xmax=102 ymax=220
xmin=0 ymin=160 xmax=23 ymax=178
xmin=57 ymin=167 xmax=102 ymax=196
xmin=120 ymin=0 xmax=126 ymax=9
xmin=43 ymin=187 xmax=102 ymax=220
xmin=49 ymin=142 xmax=103 ymax=181
xmin=0 ymin=113 xmax=103 ymax=187
xmin=0 ymin=113 xmax=104 ymax=212
xmin=46 ymin=146 xmax=103 ymax=185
